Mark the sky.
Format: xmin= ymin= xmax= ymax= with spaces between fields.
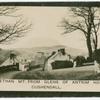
xmin=0 ymin=6 xmax=97 ymax=51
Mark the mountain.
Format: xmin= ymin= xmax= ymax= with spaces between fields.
xmin=0 ymin=45 xmax=88 ymax=64
xmin=13 ymin=45 xmax=88 ymax=59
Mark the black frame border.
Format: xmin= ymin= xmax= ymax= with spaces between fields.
xmin=0 ymin=2 xmax=100 ymax=7
xmin=0 ymin=91 xmax=100 ymax=97
xmin=0 ymin=2 xmax=100 ymax=97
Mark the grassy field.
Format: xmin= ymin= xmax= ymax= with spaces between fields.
xmin=12 ymin=65 xmax=99 ymax=80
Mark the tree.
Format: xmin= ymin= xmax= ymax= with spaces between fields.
xmin=0 ymin=6 xmax=31 ymax=44
xmin=61 ymin=7 xmax=100 ymax=59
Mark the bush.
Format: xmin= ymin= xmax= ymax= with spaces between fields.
xmin=93 ymin=49 xmax=100 ymax=63
xmin=86 ymin=57 xmax=94 ymax=63
xmin=74 ymin=56 xmax=86 ymax=67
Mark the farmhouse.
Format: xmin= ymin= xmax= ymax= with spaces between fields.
xmin=44 ymin=48 xmax=73 ymax=71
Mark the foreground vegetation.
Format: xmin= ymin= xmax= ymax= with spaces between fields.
xmin=12 ymin=65 xmax=99 ymax=80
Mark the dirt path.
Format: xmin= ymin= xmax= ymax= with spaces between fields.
xmin=49 ymin=65 xmax=97 ymax=80
xmin=52 ymin=65 xmax=96 ymax=72
xmin=0 ymin=65 xmax=97 ymax=79
xmin=12 ymin=65 xmax=98 ymax=80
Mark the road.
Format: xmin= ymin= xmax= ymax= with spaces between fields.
xmin=0 ymin=65 xmax=97 ymax=79
xmin=52 ymin=65 xmax=96 ymax=72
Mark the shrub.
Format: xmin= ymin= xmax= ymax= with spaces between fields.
xmin=74 ymin=56 xmax=86 ymax=67
xmin=86 ymin=56 xmax=94 ymax=63
xmin=93 ymin=49 xmax=100 ymax=63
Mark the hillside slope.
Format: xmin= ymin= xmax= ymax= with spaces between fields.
xmin=0 ymin=45 xmax=88 ymax=65
xmin=14 ymin=45 xmax=88 ymax=59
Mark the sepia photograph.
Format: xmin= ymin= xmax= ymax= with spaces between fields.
xmin=0 ymin=4 xmax=100 ymax=80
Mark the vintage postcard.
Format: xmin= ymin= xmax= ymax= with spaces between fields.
xmin=0 ymin=2 xmax=100 ymax=93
